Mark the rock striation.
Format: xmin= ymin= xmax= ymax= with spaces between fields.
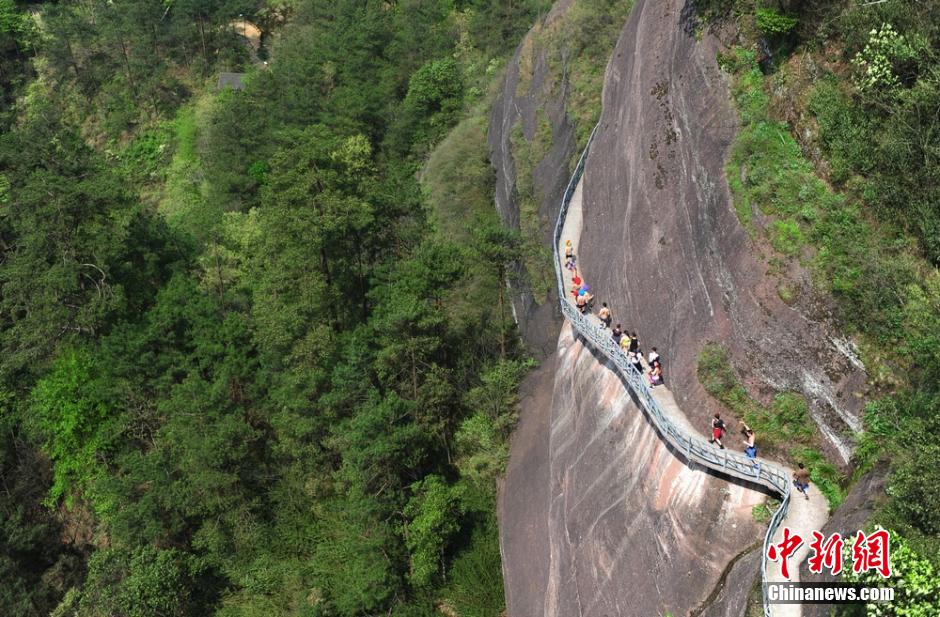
xmin=499 ymin=322 xmax=764 ymax=616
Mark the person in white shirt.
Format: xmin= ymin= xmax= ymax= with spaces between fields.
xmin=648 ymin=347 xmax=659 ymax=366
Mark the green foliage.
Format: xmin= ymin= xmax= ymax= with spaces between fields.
xmin=442 ymin=517 xmax=506 ymax=617
xmin=39 ymin=0 xmax=254 ymax=135
xmin=1 ymin=1 xmax=555 ymax=616
xmin=160 ymin=100 xmax=222 ymax=242
xmin=551 ymin=0 xmax=634 ymax=148
xmin=403 ymin=58 xmax=465 ymax=137
xmin=0 ymin=0 xmax=34 ymax=43
xmin=840 ymin=529 xmax=940 ymax=617
xmin=851 ymin=23 xmax=920 ymax=94
xmin=58 ymin=546 xmax=210 ymax=617
xmin=404 ymin=475 xmax=462 ymax=587
xmin=0 ymin=414 xmax=84 ymax=617
xmin=721 ymin=6 xmax=940 ymax=551
xmin=0 ymin=0 xmax=36 ymax=123
xmin=770 ymin=219 xmax=805 ymax=255
xmin=0 ymin=111 xmax=175 ymax=381
xmin=755 ymin=8 xmax=797 ymax=36
xmin=421 ymin=108 xmax=495 ymax=242
xmin=30 ymin=348 xmax=117 ymax=505
xmin=808 ymin=15 xmax=940 ymax=265
xmin=311 ymin=499 xmax=399 ymax=616
xmin=751 ymin=498 xmax=780 ymax=524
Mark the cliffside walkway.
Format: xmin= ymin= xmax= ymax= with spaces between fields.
xmin=552 ymin=126 xmax=829 ymax=617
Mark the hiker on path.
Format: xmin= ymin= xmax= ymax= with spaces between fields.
xmin=742 ymin=424 xmax=757 ymax=460
xmin=648 ymin=360 xmax=663 ymax=386
xmin=648 ymin=347 xmax=660 ymax=366
xmin=709 ymin=412 xmax=726 ymax=449
xmin=565 ymin=240 xmax=574 ymax=259
xmin=630 ymin=351 xmax=644 ymax=374
xmin=793 ymin=463 xmax=810 ymax=500
xmin=628 ymin=332 xmax=639 ymax=354
xmin=620 ymin=333 xmax=631 ymax=353
xmin=598 ymin=303 xmax=612 ymax=328
xmin=612 ymin=324 xmax=623 ymax=344
xmin=582 ymin=291 xmax=594 ymax=312
xmin=576 ymin=293 xmax=587 ymax=313
xmin=565 ymin=256 xmax=577 ymax=272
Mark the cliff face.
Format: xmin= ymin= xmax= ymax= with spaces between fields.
xmin=501 ymin=323 xmax=765 ymax=617
xmin=578 ymin=0 xmax=867 ymax=463
xmin=488 ymin=0 xmax=577 ymax=356
xmin=496 ymin=0 xmax=873 ymax=614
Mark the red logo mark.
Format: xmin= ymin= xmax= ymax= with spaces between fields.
xmin=807 ymin=531 xmax=844 ymax=575
xmin=766 ymin=527 xmax=804 ymax=580
xmin=852 ymin=529 xmax=892 ymax=578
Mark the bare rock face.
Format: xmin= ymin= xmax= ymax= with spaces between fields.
xmin=578 ymin=0 xmax=867 ymax=463
xmin=500 ymin=323 xmax=765 ymax=617
xmin=488 ymin=0 xmax=577 ymax=357
xmin=697 ymin=547 xmax=762 ymax=617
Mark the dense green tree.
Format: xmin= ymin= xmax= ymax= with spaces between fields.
xmin=404 ymin=475 xmax=462 ymax=587
xmin=0 ymin=0 xmax=35 ymax=124
xmin=56 ymin=546 xmax=211 ymax=617
xmin=0 ymin=416 xmax=85 ymax=617
xmin=0 ymin=110 xmax=174 ymax=383
xmin=30 ymin=348 xmax=118 ymax=505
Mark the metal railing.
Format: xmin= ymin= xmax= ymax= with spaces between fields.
xmin=552 ymin=124 xmax=791 ymax=617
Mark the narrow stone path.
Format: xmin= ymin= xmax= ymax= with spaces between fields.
xmin=558 ymin=174 xmax=831 ymax=616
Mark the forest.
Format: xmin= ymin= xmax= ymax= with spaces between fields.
xmin=0 ymin=0 xmax=553 ymax=615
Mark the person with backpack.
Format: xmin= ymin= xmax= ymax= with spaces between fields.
xmin=709 ymin=412 xmax=726 ymax=449
xmin=648 ymin=360 xmax=663 ymax=386
xmin=630 ymin=351 xmax=644 ymax=375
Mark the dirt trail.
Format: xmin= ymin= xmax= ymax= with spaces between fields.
xmin=230 ymin=20 xmax=263 ymax=65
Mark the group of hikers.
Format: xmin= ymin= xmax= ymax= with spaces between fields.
xmin=563 ymin=239 xmax=814 ymax=499
xmin=565 ymin=240 xmax=663 ymax=388
xmin=565 ymin=241 xmax=595 ymax=314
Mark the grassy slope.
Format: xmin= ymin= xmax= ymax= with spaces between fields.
xmin=707 ymin=14 xmax=940 ymax=586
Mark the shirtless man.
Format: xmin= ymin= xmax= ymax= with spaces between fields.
xmin=793 ymin=463 xmax=811 ymax=500
xmin=598 ymin=303 xmax=612 ymax=328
